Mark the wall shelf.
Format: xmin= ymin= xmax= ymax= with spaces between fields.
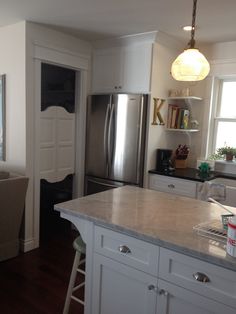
xmin=166 ymin=128 xmax=199 ymax=133
xmin=167 ymin=96 xmax=202 ymax=101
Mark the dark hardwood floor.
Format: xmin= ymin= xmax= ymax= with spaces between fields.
xmin=0 ymin=230 xmax=84 ymax=314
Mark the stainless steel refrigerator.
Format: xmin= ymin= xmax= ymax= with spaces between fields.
xmin=85 ymin=93 xmax=148 ymax=195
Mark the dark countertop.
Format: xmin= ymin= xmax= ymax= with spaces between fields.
xmin=149 ymin=167 xmax=236 ymax=182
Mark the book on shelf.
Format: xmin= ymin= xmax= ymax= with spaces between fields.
xmin=167 ymin=105 xmax=190 ymax=129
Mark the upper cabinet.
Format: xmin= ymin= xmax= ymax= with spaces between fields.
xmin=92 ymin=42 xmax=153 ymax=94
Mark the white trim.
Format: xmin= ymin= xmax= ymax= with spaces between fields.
xmin=20 ymin=238 xmax=37 ymax=253
xmin=73 ymin=70 xmax=87 ymax=198
xmin=28 ymin=43 xmax=89 ymax=252
xmin=34 ymin=40 xmax=90 ymax=70
xmin=210 ymin=58 xmax=236 ymax=65
xmin=33 ymin=59 xmax=41 ymax=249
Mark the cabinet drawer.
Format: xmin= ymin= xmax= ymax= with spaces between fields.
xmin=94 ymin=226 xmax=159 ymax=276
xmin=159 ymin=248 xmax=236 ymax=309
xmin=149 ymin=174 xmax=197 ymax=198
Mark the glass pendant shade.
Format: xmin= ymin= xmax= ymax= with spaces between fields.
xmin=171 ymin=48 xmax=210 ymax=81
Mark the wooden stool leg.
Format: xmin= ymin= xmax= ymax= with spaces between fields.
xmin=63 ymin=251 xmax=81 ymax=314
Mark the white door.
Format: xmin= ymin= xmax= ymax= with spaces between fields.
xmin=40 ymin=106 xmax=75 ymax=182
xmin=92 ymin=253 xmax=157 ymax=314
xmin=156 ymin=279 xmax=236 ymax=314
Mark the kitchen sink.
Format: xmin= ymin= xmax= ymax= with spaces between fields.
xmin=210 ymin=177 xmax=236 ymax=207
xmin=210 ymin=177 xmax=236 ymax=188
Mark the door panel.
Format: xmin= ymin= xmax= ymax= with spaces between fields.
xmin=40 ymin=106 xmax=75 ymax=183
xmin=109 ymin=94 xmax=146 ymax=184
xmin=86 ymin=95 xmax=111 ymax=178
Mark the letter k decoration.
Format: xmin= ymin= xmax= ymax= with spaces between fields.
xmin=152 ymin=98 xmax=165 ymax=125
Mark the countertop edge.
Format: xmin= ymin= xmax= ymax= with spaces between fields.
xmin=55 ymin=205 xmax=236 ymax=272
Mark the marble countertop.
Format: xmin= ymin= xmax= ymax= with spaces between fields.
xmin=55 ymin=186 xmax=236 ymax=271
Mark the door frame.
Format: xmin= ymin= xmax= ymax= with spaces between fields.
xmin=33 ymin=42 xmax=89 ymax=249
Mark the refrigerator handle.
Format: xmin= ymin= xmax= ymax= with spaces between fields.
xmin=104 ymin=104 xmax=111 ymax=169
xmin=136 ymin=97 xmax=144 ymax=183
xmin=107 ymin=103 xmax=115 ymax=174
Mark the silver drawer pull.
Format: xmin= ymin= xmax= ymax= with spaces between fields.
xmin=118 ymin=245 xmax=131 ymax=254
xmin=159 ymin=289 xmax=169 ymax=296
xmin=168 ymin=184 xmax=175 ymax=189
xmin=193 ymin=272 xmax=210 ymax=283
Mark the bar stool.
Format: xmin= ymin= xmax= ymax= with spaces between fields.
xmin=63 ymin=236 xmax=86 ymax=314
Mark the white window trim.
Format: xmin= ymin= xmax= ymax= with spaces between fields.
xmin=208 ymin=77 xmax=236 ymax=156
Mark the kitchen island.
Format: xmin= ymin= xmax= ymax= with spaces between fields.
xmin=55 ymin=186 xmax=236 ymax=314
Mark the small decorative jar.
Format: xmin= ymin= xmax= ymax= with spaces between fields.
xmin=227 ymin=216 xmax=236 ymax=257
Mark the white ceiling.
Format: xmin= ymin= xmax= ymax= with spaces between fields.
xmin=0 ymin=0 xmax=236 ymax=44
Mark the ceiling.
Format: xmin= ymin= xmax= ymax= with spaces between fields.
xmin=0 ymin=0 xmax=236 ymax=44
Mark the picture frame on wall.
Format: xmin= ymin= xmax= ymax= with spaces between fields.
xmin=0 ymin=74 xmax=6 ymax=161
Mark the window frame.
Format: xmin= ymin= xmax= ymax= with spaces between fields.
xmin=210 ymin=78 xmax=236 ymax=155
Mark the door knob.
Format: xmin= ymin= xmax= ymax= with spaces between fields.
xmin=159 ymin=289 xmax=169 ymax=296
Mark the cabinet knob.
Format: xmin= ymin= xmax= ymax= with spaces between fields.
xmin=168 ymin=184 xmax=175 ymax=189
xmin=118 ymin=245 xmax=131 ymax=254
xmin=114 ymin=86 xmax=117 ymax=89
xmin=118 ymin=86 xmax=122 ymax=89
xmin=148 ymin=284 xmax=157 ymax=291
xmin=159 ymin=289 xmax=169 ymax=296
xmin=193 ymin=272 xmax=210 ymax=283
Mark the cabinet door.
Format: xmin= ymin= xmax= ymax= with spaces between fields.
xmin=92 ymin=48 xmax=122 ymax=93
xmin=122 ymin=43 xmax=152 ymax=93
xmin=156 ymin=280 xmax=235 ymax=314
xmin=92 ymin=253 xmax=157 ymax=314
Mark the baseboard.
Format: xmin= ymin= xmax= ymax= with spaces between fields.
xmin=20 ymin=237 xmax=39 ymax=252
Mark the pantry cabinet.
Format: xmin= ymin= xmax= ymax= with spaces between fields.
xmin=92 ymin=43 xmax=152 ymax=93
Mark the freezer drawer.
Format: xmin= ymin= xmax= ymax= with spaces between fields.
xmin=85 ymin=176 xmax=125 ymax=196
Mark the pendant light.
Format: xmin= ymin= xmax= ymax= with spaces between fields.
xmin=171 ymin=0 xmax=210 ymax=81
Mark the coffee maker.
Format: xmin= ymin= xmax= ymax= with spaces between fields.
xmin=156 ymin=149 xmax=173 ymax=172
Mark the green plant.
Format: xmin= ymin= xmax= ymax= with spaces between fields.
xmin=208 ymin=153 xmax=224 ymax=161
xmin=217 ymin=146 xmax=236 ymax=156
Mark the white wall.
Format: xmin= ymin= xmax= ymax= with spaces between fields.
xmin=0 ymin=22 xmax=26 ymax=173
xmin=144 ymin=42 xmax=185 ymax=186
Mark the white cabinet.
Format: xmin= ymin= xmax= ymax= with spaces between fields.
xmin=92 ymin=43 xmax=152 ymax=93
xmin=92 ymin=253 xmax=157 ymax=314
xmin=91 ymin=226 xmax=236 ymax=314
xmin=149 ymin=173 xmax=198 ymax=198
xmin=157 ymin=279 xmax=236 ymax=314
xmin=159 ymin=248 xmax=236 ymax=309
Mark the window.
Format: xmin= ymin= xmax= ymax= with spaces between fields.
xmin=212 ymin=79 xmax=236 ymax=152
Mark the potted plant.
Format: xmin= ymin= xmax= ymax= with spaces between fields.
xmin=174 ymin=144 xmax=190 ymax=168
xmin=217 ymin=146 xmax=236 ymax=161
